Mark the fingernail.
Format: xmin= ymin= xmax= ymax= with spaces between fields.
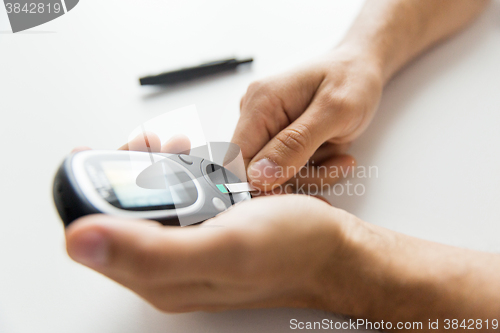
xmin=248 ymin=158 xmax=280 ymax=185
xmin=70 ymin=231 xmax=109 ymax=267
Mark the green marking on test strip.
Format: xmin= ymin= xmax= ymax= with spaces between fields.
xmin=216 ymin=184 xmax=229 ymax=193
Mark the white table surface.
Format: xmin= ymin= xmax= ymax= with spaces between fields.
xmin=1 ymin=0 xmax=499 ymax=332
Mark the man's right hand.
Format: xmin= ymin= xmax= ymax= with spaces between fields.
xmin=232 ymin=46 xmax=384 ymax=192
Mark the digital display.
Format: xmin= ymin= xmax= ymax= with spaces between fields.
xmin=87 ymin=159 xmax=197 ymax=211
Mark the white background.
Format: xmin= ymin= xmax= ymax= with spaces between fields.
xmin=1 ymin=0 xmax=500 ymax=332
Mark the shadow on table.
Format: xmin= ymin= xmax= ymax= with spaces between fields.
xmin=139 ymin=306 xmax=370 ymax=333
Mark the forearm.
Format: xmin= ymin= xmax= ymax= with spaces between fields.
xmin=320 ymin=217 xmax=500 ymax=329
xmin=339 ymin=0 xmax=490 ymax=83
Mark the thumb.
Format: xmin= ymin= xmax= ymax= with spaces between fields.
xmin=247 ymin=106 xmax=333 ymax=189
xmin=65 ymin=215 xmax=223 ymax=284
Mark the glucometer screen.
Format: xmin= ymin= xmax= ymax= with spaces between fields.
xmin=86 ymin=159 xmax=198 ymax=211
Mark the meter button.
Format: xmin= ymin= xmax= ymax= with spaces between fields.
xmin=212 ymin=197 xmax=227 ymax=212
xmin=178 ymin=154 xmax=193 ymax=165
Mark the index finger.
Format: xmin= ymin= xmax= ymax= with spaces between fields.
xmin=232 ymin=68 xmax=324 ymax=168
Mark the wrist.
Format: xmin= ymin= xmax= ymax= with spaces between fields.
xmin=312 ymin=212 xmax=422 ymax=319
xmin=307 ymin=209 xmax=385 ymax=316
xmin=316 ymin=215 xmax=479 ymax=322
xmin=327 ymin=42 xmax=385 ymax=81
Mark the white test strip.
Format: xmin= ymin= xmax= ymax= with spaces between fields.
xmin=223 ymin=182 xmax=256 ymax=193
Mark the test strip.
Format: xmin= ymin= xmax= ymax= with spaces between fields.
xmin=217 ymin=182 xmax=256 ymax=194
xmin=216 ymin=184 xmax=229 ymax=193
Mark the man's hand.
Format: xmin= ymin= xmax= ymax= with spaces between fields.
xmin=65 ymin=193 xmax=500 ymax=322
xmin=232 ymin=48 xmax=383 ymax=191
xmin=67 ymin=136 xmax=366 ymax=313
xmin=65 ymin=195 xmax=357 ymax=313
xmin=232 ymin=0 xmax=491 ymax=192
xmin=67 ymin=134 xmax=500 ymax=321
xmin=63 ymin=0 xmax=500 ymax=327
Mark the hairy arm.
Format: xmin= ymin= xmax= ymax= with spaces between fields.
xmin=232 ymin=0 xmax=490 ymax=190
xmin=319 ymin=1 xmax=499 ymax=324
xmin=319 ymin=218 xmax=500 ymax=328
xmin=200 ymin=0 xmax=498 ymax=324
xmin=342 ymin=0 xmax=491 ymax=82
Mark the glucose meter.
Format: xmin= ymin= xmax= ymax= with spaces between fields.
xmin=53 ymin=150 xmax=251 ymax=227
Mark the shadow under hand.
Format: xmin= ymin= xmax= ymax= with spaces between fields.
xmin=139 ymin=305 xmax=359 ymax=333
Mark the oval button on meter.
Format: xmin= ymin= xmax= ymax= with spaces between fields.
xmin=178 ymin=154 xmax=193 ymax=165
xmin=212 ymin=197 xmax=227 ymax=212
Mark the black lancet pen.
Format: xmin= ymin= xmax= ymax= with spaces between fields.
xmin=139 ymin=58 xmax=253 ymax=86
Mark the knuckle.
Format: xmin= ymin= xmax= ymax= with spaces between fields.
xmin=246 ymin=81 xmax=282 ymax=111
xmin=247 ymin=80 xmax=268 ymax=94
xmin=275 ymin=124 xmax=313 ymax=157
xmin=317 ymin=91 xmax=364 ymax=136
xmin=335 ymin=95 xmax=357 ymax=113
xmin=318 ymin=89 xmax=355 ymax=112
xmin=241 ymin=83 xmax=286 ymax=134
